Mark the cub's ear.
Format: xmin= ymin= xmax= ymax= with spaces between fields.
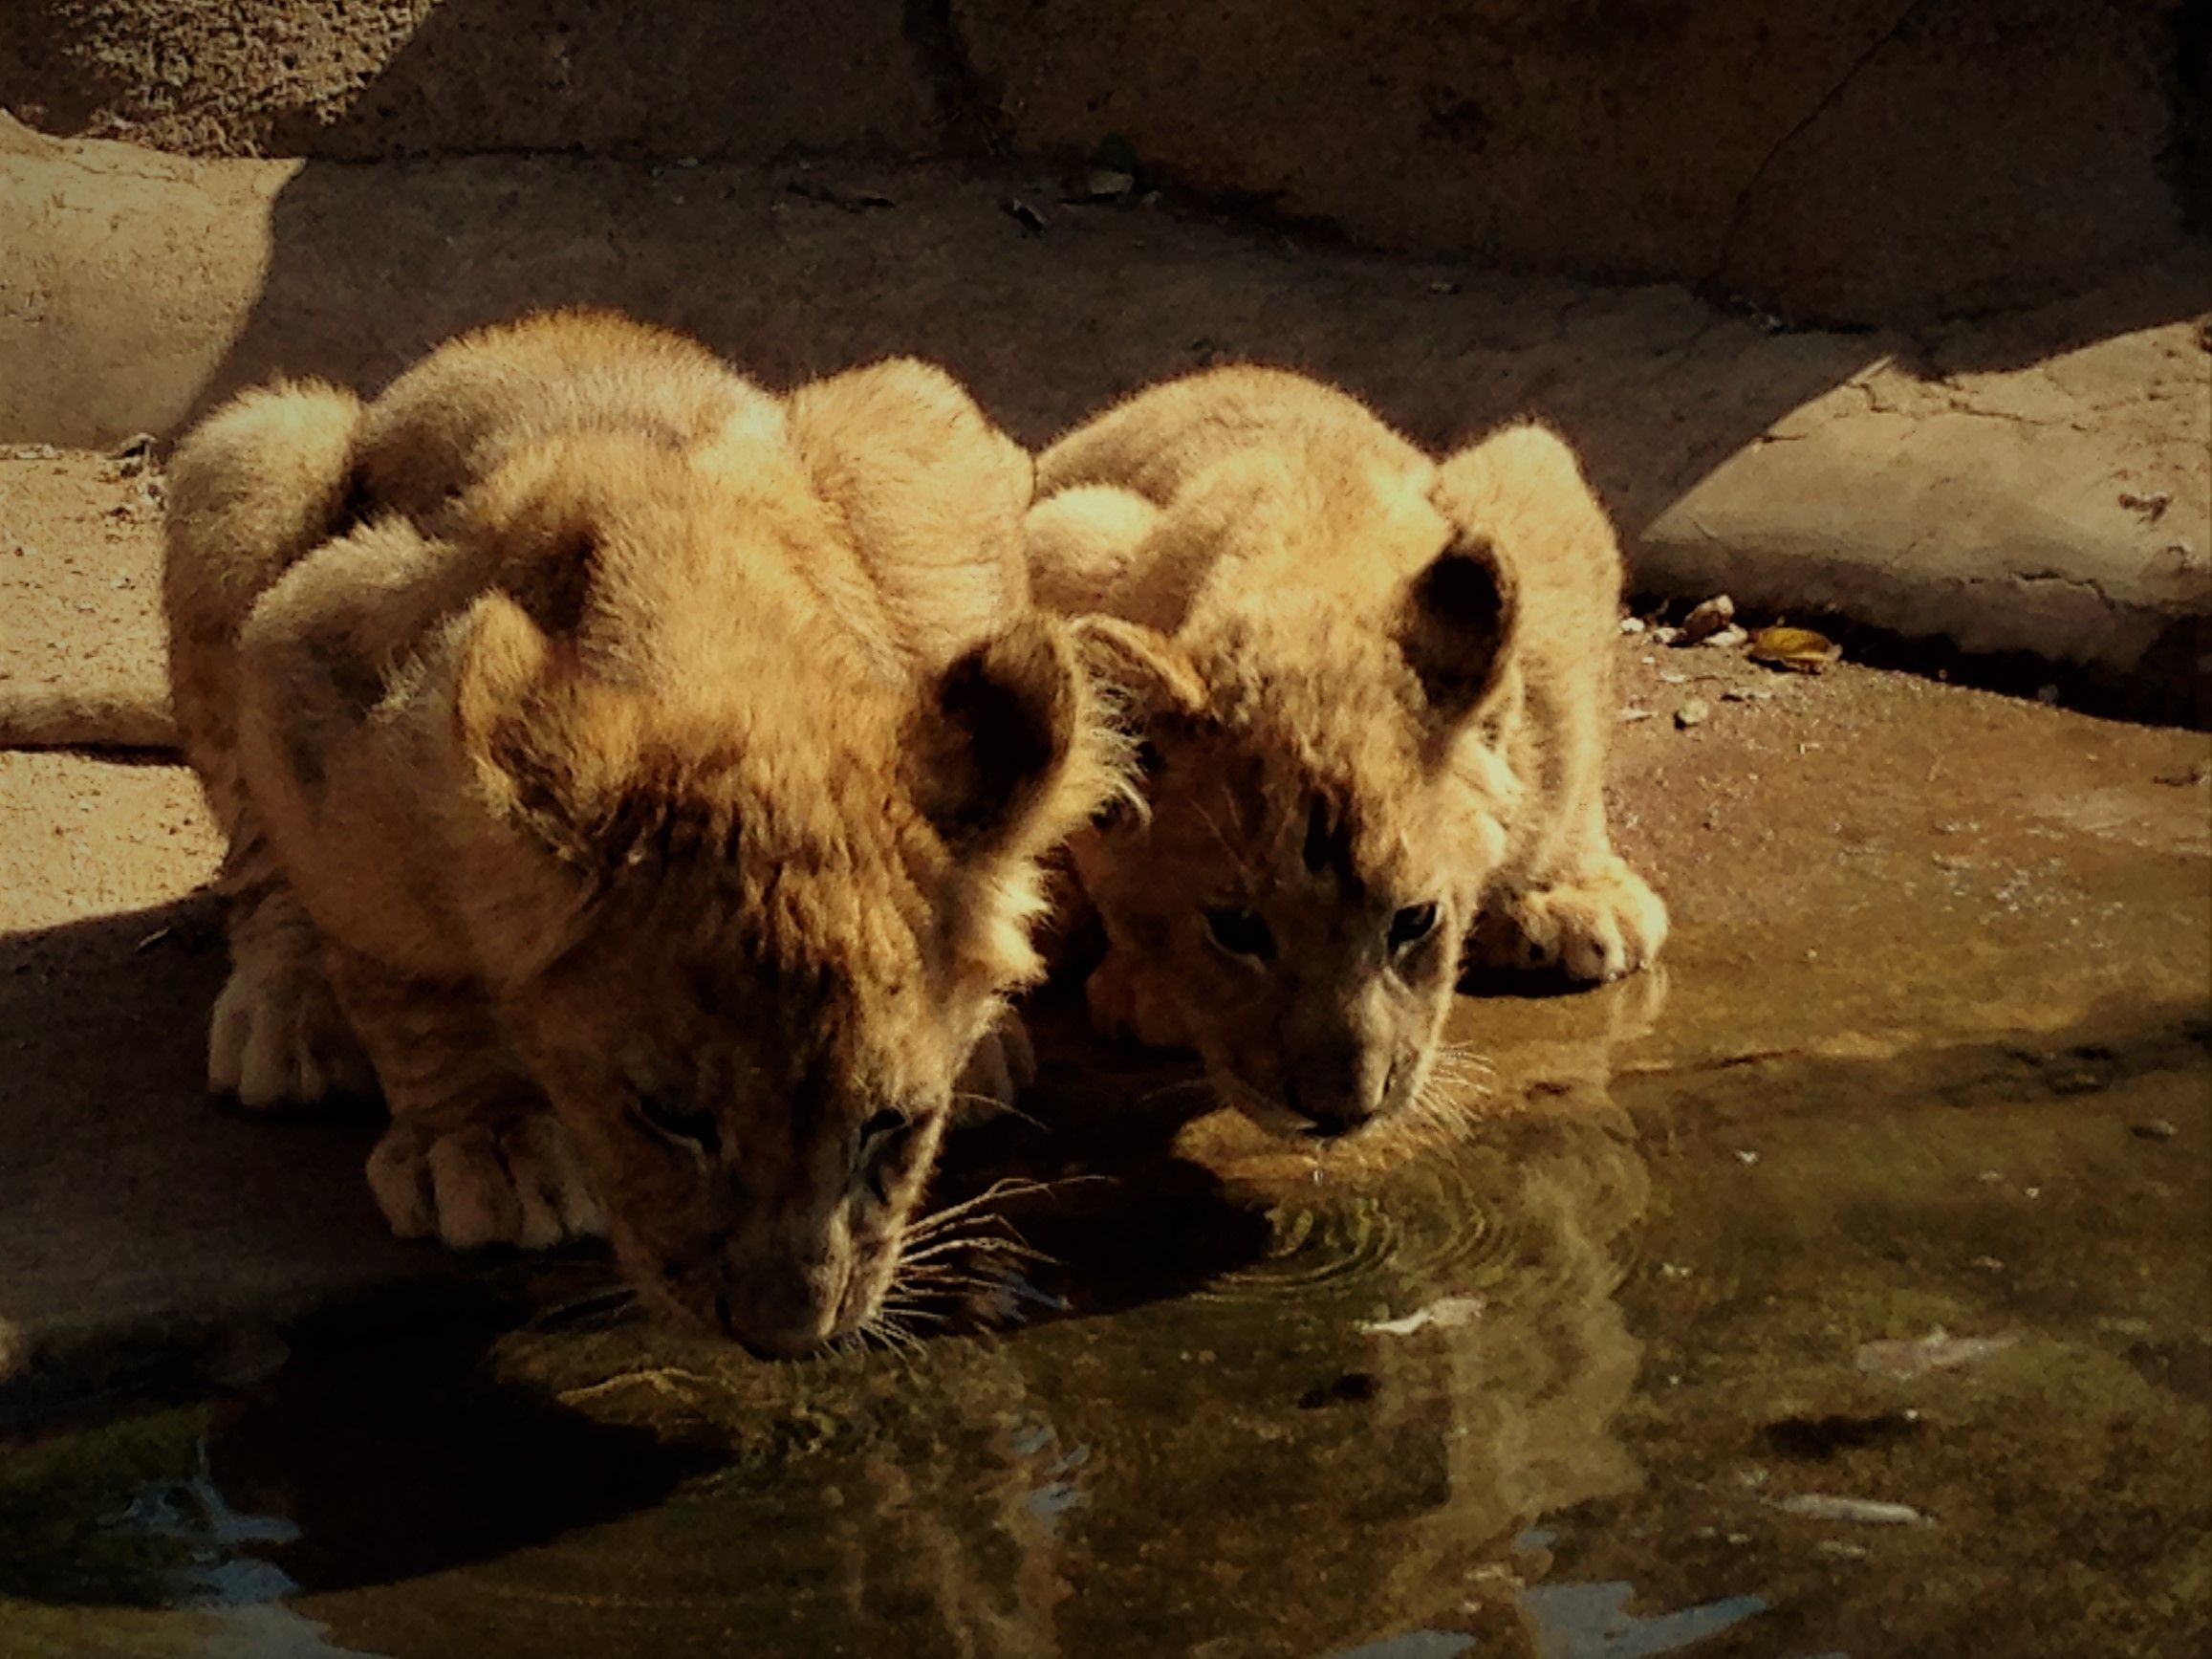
xmin=1068 ymin=615 xmax=1208 ymax=726
xmin=906 ymin=616 xmax=1121 ymax=860
xmin=1396 ymin=532 xmax=1517 ymax=731
xmin=454 ymin=592 xmax=638 ymax=863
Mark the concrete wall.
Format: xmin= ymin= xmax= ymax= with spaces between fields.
xmin=3 ymin=0 xmax=2202 ymax=325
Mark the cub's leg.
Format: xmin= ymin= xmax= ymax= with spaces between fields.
xmin=207 ymin=839 xmax=374 ymax=1106
xmin=329 ymin=951 xmax=604 ymax=1251
xmin=1438 ymin=424 xmax=1668 ymax=987
xmin=164 ymin=381 xmax=374 ymax=1105
xmin=1466 ymin=669 xmax=1666 ymax=985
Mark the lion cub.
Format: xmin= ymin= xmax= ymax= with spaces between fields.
xmin=165 ymin=312 xmax=1121 ymax=1356
xmin=1027 ymin=366 xmax=1666 ymax=1140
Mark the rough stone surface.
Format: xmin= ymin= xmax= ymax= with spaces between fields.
xmin=2 ymin=1 xmax=2200 ymax=323
xmin=0 ymin=0 xmax=947 ymax=160
xmin=2 ymin=137 xmax=2203 ymax=713
xmin=955 ymin=0 xmax=2194 ymax=324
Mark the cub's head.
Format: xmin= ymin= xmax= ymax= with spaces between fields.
xmin=1076 ymin=484 xmax=1521 ymax=1142
xmin=449 ymin=585 xmax=1120 ymax=1358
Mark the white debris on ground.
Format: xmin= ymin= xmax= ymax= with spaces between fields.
xmin=1769 ymin=1494 xmax=1932 ymax=1525
xmin=1854 ymin=1327 xmax=2022 ymax=1379
xmin=1358 ymin=1295 xmax=1487 ymax=1337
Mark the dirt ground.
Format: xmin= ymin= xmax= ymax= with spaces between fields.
xmin=3 ymin=447 xmax=2205 ymax=1415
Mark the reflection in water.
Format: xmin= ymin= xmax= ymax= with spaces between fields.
xmin=5 ymin=979 xmax=2206 ymax=1659
xmin=1518 ymin=1582 xmax=1766 ymax=1658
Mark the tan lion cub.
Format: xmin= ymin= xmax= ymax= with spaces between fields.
xmin=166 ymin=312 xmax=1122 ymax=1356
xmin=1027 ymin=366 xmax=1666 ymax=1140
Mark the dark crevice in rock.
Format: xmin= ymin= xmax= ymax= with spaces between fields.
xmin=903 ymin=0 xmax=1009 ymax=158
xmin=1704 ymin=0 xmax=1933 ymax=315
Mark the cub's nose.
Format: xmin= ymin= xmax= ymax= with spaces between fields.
xmin=1281 ymin=1078 xmax=1377 ymax=1140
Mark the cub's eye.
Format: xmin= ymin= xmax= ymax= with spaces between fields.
xmin=1204 ymin=906 xmax=1276 ymax=962
xmin=635 ymin=1092 xmax=719 ymax=1154
xmin=1388 ymin=902 xmax=1441 ymax=952
xmin=858 ymin=1107 xmax=911 ymax=1156
xmin=857 ymin=1108 xmax=919 ymax=1202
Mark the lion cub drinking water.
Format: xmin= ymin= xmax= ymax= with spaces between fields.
xmin=1027 ymin=366 xmax=1667 ymax=1140
xmin=166 ymin=312 xmax=1125 ymax=1355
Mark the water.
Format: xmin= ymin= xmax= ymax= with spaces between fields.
xmin=3 ymin=975 xmax=2205 ymax=1659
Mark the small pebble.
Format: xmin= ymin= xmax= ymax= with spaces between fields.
xmin=1704 ymin=623 xmax=1749 ymax=649
xmin=1676 ymin=593 xmax=1736 ymax=644
xmin=1619 ymin=615 xmax=1647 ymax=636
xmin=1722 ymin=686 xmax=1772 ymax=703
xmin=1675 ymin=697 xmax=1710 ymax=729
xmin=2133 ymin=1119 xmax=2179 ymax=1141
xmin=1619 ymin=707 xmax=1655 ymax=723
xmin=1649 ymin=624 xmax=1681 ymax=645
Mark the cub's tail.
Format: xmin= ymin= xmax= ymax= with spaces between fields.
xmin=0 ymin=684 xmax=179 ymax=753
xmin=163 ymin=380 xmax=365 ymax=770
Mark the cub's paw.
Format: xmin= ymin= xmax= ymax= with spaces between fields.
xmin=1470 ymin=857 xmax=1669 ymax=984
xmin=953 ymin=1013 xmax=1039 ymax=1124
xmin=208 ymin=955 xmax=376 ymax=1109
xmin=367 ymin=1113 xmax=605 ymax=1251
xmin=1084 ymin=947 xmax=1193 ymax=1050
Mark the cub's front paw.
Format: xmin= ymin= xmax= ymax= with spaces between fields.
xmin=1469 ymin=857 xmax=1669 ymax=984
xmin=367 ymin=1113 xmax=605 ymax=1250
xmin=953 ymin=1013 xmax=1039 ymax=1124
xmin=208 ymin=955 xmax=376 ymax=1109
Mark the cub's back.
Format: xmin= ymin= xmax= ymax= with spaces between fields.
xmin=1038 ymin=365 xmax=1426 ymax=507
xmin=353 ymin=310 xmax=788 ymax=530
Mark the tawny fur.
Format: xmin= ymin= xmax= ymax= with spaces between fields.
xmin=163 ymin=310 xmax=1125 ymax=1356
xmin=1029 ymin=366 xmax=1667 ymax=1140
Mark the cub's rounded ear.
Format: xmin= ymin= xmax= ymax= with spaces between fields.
xmin=906 ymin=616 xmax=1113 ymax=860
xmin=1068 ymin=615 xmax=1208 ymax=726
xmin=455 ymin=593 xmax=629 ymax=863
xmin=1396 ymin=531 xmax=1517 ymax=731
xmin=454 ymin=592 xmax=554 ymax=765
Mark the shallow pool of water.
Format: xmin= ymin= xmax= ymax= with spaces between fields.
xmin=4 ymin=981 xmax=2205 ymax=1659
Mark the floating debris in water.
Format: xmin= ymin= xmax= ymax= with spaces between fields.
xmin=1769 ymin=1494 xmax=1930 ymax=1526
xmin=1747 ymin=626 xmax=1842 ymax=673
xmin=1854 ymin=1326 xmax=2020 ymax=1379
xmin=2132 ymin=1118 xmax=2179 ymax=1141
xmin=1359 ymin=1295 xmax=1487 ymax=1337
